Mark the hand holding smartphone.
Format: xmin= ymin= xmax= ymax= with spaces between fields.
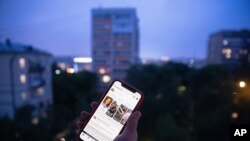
xmin=79 ymin=80 xmax=144 ymax=141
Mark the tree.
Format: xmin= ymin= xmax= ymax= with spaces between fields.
xmin=52 ymin=63 xmax=98 ymax=140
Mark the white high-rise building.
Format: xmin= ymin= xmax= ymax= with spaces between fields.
xmin=92 ymin=8 xmax=139 ymax=90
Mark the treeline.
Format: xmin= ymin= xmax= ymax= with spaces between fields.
xmin=1 ymin=62 xmax=250 ymax=141
xmin=125 ymin=62 xmax=250 ymax=141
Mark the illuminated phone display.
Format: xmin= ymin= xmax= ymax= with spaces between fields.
xmin=80 ymin=81 xmax=142 ymax=141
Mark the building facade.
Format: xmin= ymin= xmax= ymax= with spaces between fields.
xmin=91 ymin=8 xmax=139 ymax=88
xmin=0 ymin=40 xmax=53 ymax=118
xmin=207 ymin=30 xmax=250 ymax=66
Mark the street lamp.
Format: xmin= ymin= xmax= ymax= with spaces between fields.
xmin=239 ymin=81 xmax=246 ymax=88
xmin=231 ymin=112 xmax=238 ymax=119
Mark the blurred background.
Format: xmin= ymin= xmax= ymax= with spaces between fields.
xmin=0 ymin=0 xmax=250 ymax=141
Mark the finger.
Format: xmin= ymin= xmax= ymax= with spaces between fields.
xmin=80 ymin=111 xmax=90 ymax=121
xmin=91 ymin=101 xmax=98 ymax=110
xmin=122 ymin=111 xmax=141 ymax=135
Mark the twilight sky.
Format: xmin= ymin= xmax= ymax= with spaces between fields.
xmin=0 ymin=0 xmax=250 ymax=59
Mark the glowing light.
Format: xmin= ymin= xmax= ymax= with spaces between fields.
xmin=20 ymin=74 xmax=26 ymax=84
xmin=31 ymin=117 xmax=39 ymax=125
xmin=73 ymin=57 xmax=92 ymax=63
xmin=239 ymin=81 xmax=246 ymax=88
xmin=55 ymin=69 xmax=61 ymax=75
xmin=37 ymin=87 xmax=44 ymax=95
xmin=66 ymin=68 xmax=75 ymax=74
xmin=178 ymin=85 xmax=186 ymax=94
xmin=222 ymin=48 xmax=232 ymax=59
xmin=60 ymin=138 xmax=66 ymax=141
xmin=233 ymin=92 xmax=238 ymax=95
xmin=231 ymin=112 xmax=238 ymax=119
xmin=102 ymin=75 xmax=111 ymax=83
xmin=19 ymin=58 xmax=25 ymax=68
xmin=98 ymin=68 xmax=106 ymax=74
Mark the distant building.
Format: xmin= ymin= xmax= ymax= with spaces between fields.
xmin=0 ymin=40 xmax=53 ymax=118
xmin=141 ymin=57 xmax=206 ymax=69
xmin=171 ymin=58 xmax=207 ymax=68
xmin=207 ymin=30 xmax=250 ymax=66
xmin=55 ymin=56 xmax=92 ymax=74
xmin=91 ymin=8 xmax=139 ymax=89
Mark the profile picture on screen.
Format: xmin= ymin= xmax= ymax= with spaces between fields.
xmin=113 ymin=104 xmax=128 ymax=122
xmin=120 ymin=109 xmax=132 ymax=125
xmin=102 ymin=96 xmax=113 ymax=108
xmin=106 ymin=101 xmax=119 ymax=117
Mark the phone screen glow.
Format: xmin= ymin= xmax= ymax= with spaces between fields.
xmin=80 ymin=81 xmax=141 ymax=141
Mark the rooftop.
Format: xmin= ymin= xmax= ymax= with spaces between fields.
xmin=0 ymin=39 xmax=52 ymax=56
xmin=210 ymin=29 xmax=250 ymax=38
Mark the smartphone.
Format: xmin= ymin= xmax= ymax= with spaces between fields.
xmin=79 ymin=80 xmax=144 ymax=141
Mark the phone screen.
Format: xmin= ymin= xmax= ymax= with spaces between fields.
xmin=79 ymin=81 xmax=142 ymax=141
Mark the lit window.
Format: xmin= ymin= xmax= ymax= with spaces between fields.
xmin=20 ymin=74 xmax=26 ymax=84
xmin=102 ymin=75 xmax=111 ymax=83
xmin=223 ymin=40 xmax=228 ymax=46
xmin=19 ymin=58 xmax=25 ymax=68
xmin=222 ymin=48 xmax=232 ymax=59
xmin=98 ymin=68 xmax=106 ymax=74
xmin=21 ymin=92 xmax=27 ymax=100
xmin=37 ymin=87 xmax=44 ymax=95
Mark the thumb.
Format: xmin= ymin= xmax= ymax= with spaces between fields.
xmin=122 ymin=111 xmax=141 ymax=135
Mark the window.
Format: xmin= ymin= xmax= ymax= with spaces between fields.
xmin=19 ymin=58 xmax=25 ymax=68
xmin=93 ymin=23 xmax=111 ymax=30
xmin=120 ymin=60 xmax=130 ymax=65
xmin=94 ymin=59 xmax=107 ymax=64
xmin=21 ymin=92 xmax=27 ymax=100
xmin=37 ymin=87 xmax=44 ymax=96
xmin=115 ymin=14 xmax=130 ymax=19
xmin=114 ymin=51 xmax=130 ymax=55
xmin=93 ymin=14 xmax=111 ymax=20
xmin=239 ymin=49 xmax=248 ymax=55
xmin=114 ymin=41 xmax=130 ymax=47
xmin=20 ymin=74 xmax=26 ymax=84
xmin=222 ymin=48 xmax=232 ymax=59
xmin=94 ymin=41 xmax=110 ymax=47
xmin=93 ymin=50 xmax=110 ymax=56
